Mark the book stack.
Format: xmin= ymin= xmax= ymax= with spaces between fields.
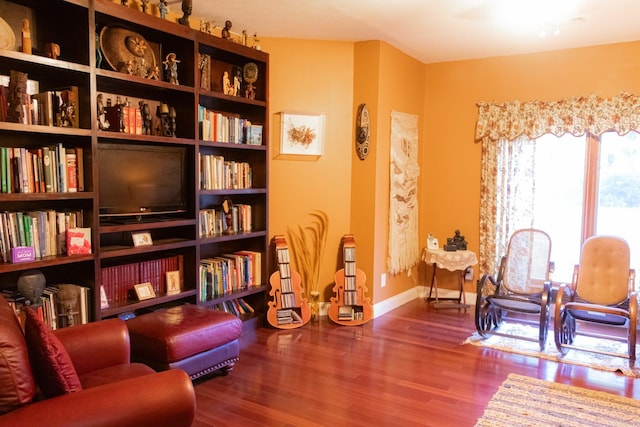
xmin=198 ymin=250 xmax=262 ymax=302
xmin=198 ymin=153 xmax=252 ymax=190
xmin=0 ymin=209 xmax=86 ymax=263
xmin=0 ymin=144 xmax=84 ymax=194
xmin=198 ymin=105 xmax=260 ymax=144
xmin=276 ymin=308 xmax=302 ymax=325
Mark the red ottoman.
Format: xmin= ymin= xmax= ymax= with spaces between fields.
xmin=126 ymin=305 xmax=242 ymax=380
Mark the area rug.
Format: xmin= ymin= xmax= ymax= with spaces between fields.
xmin=475 ymin=373 xmax=640 ymax=426
xmin=463 ymin=322 xmax=640 ymax=377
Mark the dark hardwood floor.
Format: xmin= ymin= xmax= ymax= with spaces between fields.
xmin=192 ymin=299 xmax=639 ymax=426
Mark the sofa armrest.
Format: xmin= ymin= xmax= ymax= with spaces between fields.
xmin=0 ymin=369 xmax=195 ymax=427
xmin=53 ymin=318 xmax=130 ymax=376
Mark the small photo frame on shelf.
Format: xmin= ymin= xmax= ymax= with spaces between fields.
xmin=132 ymin=231 xmax=153 ymax=247
xmin=134 ymin=282 xmax=156 ymax=301
xmin=275 ymin=111 xmax=325 ymax=160
xmin=166 ymin=270 xmax=181 ymax=295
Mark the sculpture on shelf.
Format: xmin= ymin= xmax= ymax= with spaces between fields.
xmin=140 ymin=100 xmax=152 ymax=135
xmin=121 ymin=0 xmax=127 ymax=5
xmin=445 ymin=229 xmax=467 ymax=251
xmin=222 ymin=70 xmax=232 ymax=95
xmin=163 ymin=52 xmax=180 ymax=85
xmin=21 ymin=19 xmax=31 ymax=54
xmin=158 ymin=0 xmax=168 ymax=19
xmin=243 ymin=62 xmax=258 ymax=100
xmin=178 ymin=0 xmax=192 ymax=26
xmin=45 ymin=42 xmax=60 ymax=59
xmin=221 ymin=20 xmax=232 ymax=40
xmin=7 ymin=70 xmax=27 ymax=124
xmin=199 ymin=53 xmax=210 ymax=90
xmin=97 ymin=93 xmax=110 ymax=130
xmin=233 ymin=68 xmax=242 ymax=96
xmin=141 ymin=0 xmax=149 ymax=13
xmin=17 ymin=269 xmax=46 ymax=307
xmin=57 ymin=284 xmax=80 ymax=327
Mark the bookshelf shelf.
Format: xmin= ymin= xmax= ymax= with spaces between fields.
xmin=0 ymin=0 xmax=269 ymax=330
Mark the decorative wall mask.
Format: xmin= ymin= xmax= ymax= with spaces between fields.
xmin=356 ymin=103 xmax=370 ymax=160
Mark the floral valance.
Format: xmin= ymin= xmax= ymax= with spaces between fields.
xmin=475 ymin=92 xmax=640 ymax=143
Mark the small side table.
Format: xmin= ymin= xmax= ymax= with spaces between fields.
xmin=422 ymin=248 xmax=478 ymax=310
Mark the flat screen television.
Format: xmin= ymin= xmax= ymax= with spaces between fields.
xmin=98 ymin=143 xmax=187 ymax=219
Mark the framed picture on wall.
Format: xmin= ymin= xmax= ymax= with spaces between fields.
xmin=275 ymin=111 xmax=325 ymax=160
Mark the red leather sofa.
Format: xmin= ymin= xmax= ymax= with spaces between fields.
xmin=0 ymin=295 xmax=196 ymax=427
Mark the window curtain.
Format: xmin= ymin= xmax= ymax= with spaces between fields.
xmin=476 ymin=92 xmax=640 ymax=276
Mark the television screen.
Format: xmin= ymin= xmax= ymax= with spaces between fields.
xmin=98 ymin=143 xmax=187 ymax=218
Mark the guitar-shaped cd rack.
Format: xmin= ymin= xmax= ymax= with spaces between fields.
xmin=328 ymin=234 xmax=372 ymax=325
xmin=267 ymin=235 xmax=310 ymax=329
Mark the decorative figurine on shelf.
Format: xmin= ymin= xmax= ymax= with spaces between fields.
xmin=222 ymin=197 xmax=234 ymax=234
xmin=199 ymin=53 xmax=210 ymax=90
xmin=139 ymin=101 xmax=152 ymax=135
xmin=222 ymin=71 xmax=233 ymax=95
xmin=57 ymin=285 xmax=80 ymax=328
xmin=445 ymin=229 xmax=467 ymax=251
xmin=141 ymin=0 xmax=149 ymax=13
xmin=243 ymin=62 xmax=258 ymax=100
xmin=148 ymin=65 xmax=160 ymax=80
xmin=121 ymin=0 xmax=127 ymax=5
xmin=158 ymin=102 xmax=176 ymax=137
xmin=22 ymin=19 xmax=31 ymax=54
xmin=163 ymin=52 xmax=180 ymax=84
xmin=252 ymin=33 xmax=261 ymax=50
xmin=233 ymin=67 xmax=242 ymax=96
xmin=158 ymin=0 xmax=168 ymax=19
xmin=45 ymin=42 xmax=60 ymax=60
xmin=221 ymin=20 xmax=232 ymax=40
xmin=242 ymin=30 xmax=248 ymax=46
xmin=97 ymin=93 xmax=110 ymax=130
xmin=178 ymin=0 xmax=192 ymax=26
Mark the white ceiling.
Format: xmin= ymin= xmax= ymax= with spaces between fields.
xmin=187 ymin=0 xmax=640 ymax=64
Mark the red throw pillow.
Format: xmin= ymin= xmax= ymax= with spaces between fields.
xmin=24 ymin=307 xmax=83 ymax=398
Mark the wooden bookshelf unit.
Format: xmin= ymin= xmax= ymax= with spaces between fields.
xmin=0 ymin=0 xmax=269 ymax=331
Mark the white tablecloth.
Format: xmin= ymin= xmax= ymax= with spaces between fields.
xmin=422 ymin=248 xmax=478 ymax=272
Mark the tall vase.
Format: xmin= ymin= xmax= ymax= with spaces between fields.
xmin=310 ymin=291 xmax=320 ymax=322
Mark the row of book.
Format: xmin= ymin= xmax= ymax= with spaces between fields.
xmin=100 ymin=255 xmax=183 ymax=306
xmin=276 ymin=308 xmax=303 ymax=325
xmin=199 ymin=250 xmax=262 ymax=301
xmin=0 ymin=145 xmax=84 ymax=194
xmin=199 ymin=153 xmax=252 ymax=190
xmin=337 ymin=305 xmax=365 ymax=321
xmin=211 ymin=297 xmax=255 ymax=318
xmin=199 ymin=204 xmax=252 ymax=237
xmin=198 ymin=105 xmax=263 ymax=145
xmin=0 ymin=209 xmax=88 ymax=263
xmin=2 ymin=284 xmax=90 ymax=330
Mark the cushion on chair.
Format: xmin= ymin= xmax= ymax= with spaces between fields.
xmin=24 ymin=307 xmax=83 ymax=398
xmin=0 ymin=298 xmax=36 ymax=415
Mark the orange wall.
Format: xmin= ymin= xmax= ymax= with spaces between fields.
xmin=422 ymin=41 xmax=640 ymax=292
xmin=352 ymin=41 xmax=426 ymax=303
xmin=260 ymin=38 xmax=355 ymax=301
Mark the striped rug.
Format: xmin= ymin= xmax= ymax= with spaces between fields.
xmin=475 ymin=374 xmax=640 ymax=427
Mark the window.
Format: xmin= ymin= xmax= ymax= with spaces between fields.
xmin=527 ymin=131 xmax=640 ymax=285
